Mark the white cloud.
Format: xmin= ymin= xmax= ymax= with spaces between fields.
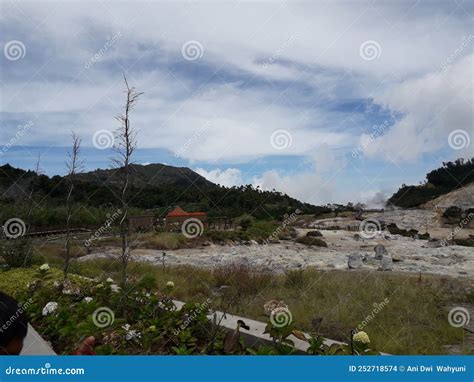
xmin=364 ymin=54 xmax=474 ymax=162
xmin=1 ymin=1 xmax=473 ymax=205
xmin=195 ymin=167 xmax=242 ymax=187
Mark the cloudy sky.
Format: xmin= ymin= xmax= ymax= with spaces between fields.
xmin=1 ymin=0 xmax=473 ymax=206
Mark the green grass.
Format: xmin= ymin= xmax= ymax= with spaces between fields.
xmin=7 ymin=239 xmax=473 ymax=355
xmin=0 ymin=267 xmax=87 ymax=296
xmin=55 ymin=259 xmax=473 ymax=355
xmin=138 ymin=232 xmax=188 ymax=250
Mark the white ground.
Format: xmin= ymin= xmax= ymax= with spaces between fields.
xmin=80 ymin=231 xmax=473 ymax=278
xmin=79 ymin=209 xmax=473 ymax=278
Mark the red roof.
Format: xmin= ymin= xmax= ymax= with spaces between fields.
xmin=167 ymin=206 xmax=207 ymax=218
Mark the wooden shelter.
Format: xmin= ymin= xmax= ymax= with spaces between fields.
xmin=165 ymin=206 xmax=208 ymax=231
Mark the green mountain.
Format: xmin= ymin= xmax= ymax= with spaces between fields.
xmin=388 ymin=158 xmax=474 ymax=208
xmin=0 ymin=163 xmax=319 ymax=225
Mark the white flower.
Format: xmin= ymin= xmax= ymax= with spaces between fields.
xmin=125 ymin=330 xmax=141 ymax=341
xmin=166 ymin=281 xmax=175 ymax=288
xmin=83 ymin=297 xmax=93 ymax=304
xmin=110 ymin=284 xmax=121 ymax=293
xmin=39 ymin=263 xmax=50 ymax=271
xmin=353 ymin=331 xmax=370 ymax=345
xmin=122 ymin=324 xmax=141 ymax=341
xmin=42 ymin=302 xmax=58 ymax=316
xmin=106 ymin=278 xmax=114 ymax=283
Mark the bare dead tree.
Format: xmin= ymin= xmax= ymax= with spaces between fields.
xmin=113 ymin=75 xmax=143 ymax=287
xmin=21 ymin=154 xmax=42 ymax=266
xmin=64 ymin=132 xmax=83 ymax=280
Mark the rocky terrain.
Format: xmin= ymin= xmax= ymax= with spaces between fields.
xmin=79 ymin=208 xmax=473 ymax=278
xmin=80 ymin=233 xmax=473 ymax=281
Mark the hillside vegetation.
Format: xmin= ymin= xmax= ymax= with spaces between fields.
xmin=388 ymin=158 xmax=474 ymax=208
xmin=0 ymin=163 xmax=318 ymax=228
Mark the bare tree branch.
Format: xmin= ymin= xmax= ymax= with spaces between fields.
xmin=64 ymin=132 xmax=83 ymax=280
xmin=113 ymin=74 xmax=143 ymax=287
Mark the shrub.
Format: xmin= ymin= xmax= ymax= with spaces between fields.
xmin=295 ymin=236 xmax=328 ymax=247
xmin=0 ymin=239 xmax=33 ymax=268
xmin=140 ymin=232 xmax=187 ymax=250
xmin=386 ymin=223 xmax=429 ymax=239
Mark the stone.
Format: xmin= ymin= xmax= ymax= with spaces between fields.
xmin=348 ymin=253 xmax=364 ymax=269
xmin=379 ymin=256 xmax=393 ymax=271
xmin=428 ymin=239 xmax=443 ymax=248
xmin=374 ymin=244 xmax=388 ymax=260
xmin=250 ymin=240 xmax=258 ymax=245
xmin=391 ymin=254 xmax=403 ymax=262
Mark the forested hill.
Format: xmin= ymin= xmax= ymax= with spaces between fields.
xmin=0 ymin=163 xmax=319 ymax=219
xmin=388 ymin=158 xmax=474 ymax=208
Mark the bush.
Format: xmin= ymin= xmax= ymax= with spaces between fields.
xmin=0 ymin=239 xmax=33 ymax=268
xmin=295 ymin=236 xmax=327 ymax=247
xmin=454 ymin=238 xmax=474 ymax=247
xmin=140 ymin=232 xmax=187 ymax=250
xmin=386 ymin=223 xmax=429 ymax=239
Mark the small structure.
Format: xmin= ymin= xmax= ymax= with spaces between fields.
xmin=128 ymin=215 xmax=155 ymax=232
xmin=165 ymin=206 xmax=208 ymax=231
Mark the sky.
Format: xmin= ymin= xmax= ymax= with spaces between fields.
xmin=1 ymin=0 xmax=473 ymax=207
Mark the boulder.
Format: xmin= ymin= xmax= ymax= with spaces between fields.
xmin=374 ymin=244 xmax=388 ymax=260
xmin=306 ymin=230 xmax=323 ymax=237
xmin=348 ymin=253 xmax=364 ymax=269
xmin=391 ymin=254 xmax=403 ymax=262
xmin=379 ymin=256 xmax=393 ymax=271
xmin=427 ymin=238 xmax=443 ymax=248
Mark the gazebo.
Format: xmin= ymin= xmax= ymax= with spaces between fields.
xmin=165 ymin=206 xmax=208 ymax=231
